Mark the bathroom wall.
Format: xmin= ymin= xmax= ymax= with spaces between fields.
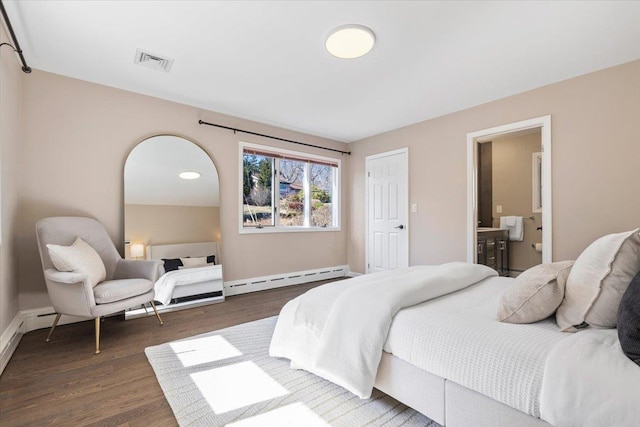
xmin=492 ymin=131 xmax=543 ymax=273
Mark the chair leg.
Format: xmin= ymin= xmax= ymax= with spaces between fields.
xmin=149 ymin=301 xmax=164 ymax=325
xmin=141 ymin=303 xmax=149 ymax=314
xmin=94 ymin=317 xmax=101 ymax=355
xmin=45 ymin=313 xmax=62 ymax=342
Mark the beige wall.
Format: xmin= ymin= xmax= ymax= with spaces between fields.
xmin=124 ymin=204 xmax=221 ymax=259
xmin=18 ymin=70 xmax=349 ymax=309
xmin=348 ymin=60 xmax=640 ymax=273
xmin=491 ymin=132 xmax=542 ymax=272
xmin=0 ymin=24 xmax=23 ymax=336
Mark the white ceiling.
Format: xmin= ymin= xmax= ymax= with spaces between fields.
xmin=125 ymin=135 xmax=219 ymax=207
xmin=5 ymin=1 xmax=640 ymax=142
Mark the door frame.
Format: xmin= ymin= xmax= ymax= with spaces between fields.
xmin=466 ymin=116 xmax=552 ymax=264
xmin=365 ymin=148 xmax=409 ymax=274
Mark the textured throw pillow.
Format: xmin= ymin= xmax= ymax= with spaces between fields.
xmin=47 ymin=237 xmax=106 ymax=287
xmin=180 ymin=256 xmax=208 ymax=268
xmin=618 ymin=270 xmax=640 ymax=366
xmin=162 ymin=258 xmax=183 ymax=272
xmin=498 ymin=261 xmax=574 ymax=324
xmin=556 ymin=229 xmax=640 ymax=331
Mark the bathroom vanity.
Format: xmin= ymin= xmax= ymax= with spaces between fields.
xmin=477 ymin=228 xmax=509 ymax=276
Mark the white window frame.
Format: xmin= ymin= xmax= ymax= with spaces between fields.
xmin=239 ymin=141 xmax=341 ymax=234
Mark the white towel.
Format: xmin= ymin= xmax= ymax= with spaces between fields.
xmin=500 ymin=216 xmax=524 ymax=241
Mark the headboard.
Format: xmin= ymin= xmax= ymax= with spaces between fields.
xmin=146 ymin=241 xmax=219 ymax=262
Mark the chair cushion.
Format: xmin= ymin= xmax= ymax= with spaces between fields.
xmin=94 ymin=278 xmax=153 ymax=304
xmin=47 ymin=237 xmax=106 ymax=287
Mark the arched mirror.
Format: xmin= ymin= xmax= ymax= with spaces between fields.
xmin=124 ymin=135 xmax=223 ymax=317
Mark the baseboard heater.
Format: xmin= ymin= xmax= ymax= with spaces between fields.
xmin=225 ymin=265 xmax=349 ymax=296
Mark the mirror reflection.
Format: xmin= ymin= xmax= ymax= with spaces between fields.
xmin=125 ymin=135 xmax=220 ymax=252
xmin=124 ymin=135 xmax=223 ymax=315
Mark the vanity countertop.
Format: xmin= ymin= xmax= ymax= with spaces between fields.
xmin=477 ymin=227 xmax=505 ymax=232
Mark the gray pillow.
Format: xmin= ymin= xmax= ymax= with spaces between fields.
xmin=618 ymin=270 xmax=640 ymax=366
xmin=556 ymin=229 xmax=640 ymax=331
xmin=498 ymin=261 xmax=574 ymax=324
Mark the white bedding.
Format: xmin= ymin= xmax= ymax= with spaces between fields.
xmin=384 ymin=276 xmax=568 ymax=417
xmin=540 ymin=329 xmax=640 ymax=426
xmin=154 ymin=264 xmax=223 ymax=305
xmin=269 ymin=262 xmax=497 ymax=398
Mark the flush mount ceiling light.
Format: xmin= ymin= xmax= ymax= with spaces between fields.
xmin=325 ymin=24 xmax=375 ymax=59
xmin=179 ymin=171 xmax=201 ymax=180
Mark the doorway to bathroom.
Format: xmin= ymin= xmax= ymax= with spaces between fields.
xmin=467 ymin=116 xmax=552 ymax=277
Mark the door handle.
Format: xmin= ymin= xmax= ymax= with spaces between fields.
xmin=395 ymin=225 xmax=405 ymax=230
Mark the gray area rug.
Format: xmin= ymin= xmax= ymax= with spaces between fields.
xmin=146 ymin=316 xmax=439 ymax=426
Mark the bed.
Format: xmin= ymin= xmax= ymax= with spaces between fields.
xmin=270 ymin=262 xmax=640 ymax=426
xmin=125 ymin=241 xmax=224 ymax=319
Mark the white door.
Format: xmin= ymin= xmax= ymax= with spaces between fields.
xmin=366 ymin=149 xmax=408 ymax=273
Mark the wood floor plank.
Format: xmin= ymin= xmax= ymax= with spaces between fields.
xmin=0 ymin=281 xmax=333 ymax=426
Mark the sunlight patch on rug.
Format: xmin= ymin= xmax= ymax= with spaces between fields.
xmin=170 ymin=335 xmax=242 ymax=368
xmin=226 ymin=402 xmax=330 ymax=427
xmin=191 ymin=361 xmax=289 ymax=413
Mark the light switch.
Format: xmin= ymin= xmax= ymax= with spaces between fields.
xmin=496 ymin=205 xmax=503 ymax=213
xmin=411 ymin=203 xmax=418 ymax=213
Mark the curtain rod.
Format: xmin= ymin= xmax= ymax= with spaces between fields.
xmin=0 ymin=0 xmax=31 ymax=73
xmin=198 ymin=120 xmax=351 ymax=156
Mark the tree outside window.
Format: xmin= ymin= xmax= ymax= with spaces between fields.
xmin=241 ymin=144 xmax=339 ymax=231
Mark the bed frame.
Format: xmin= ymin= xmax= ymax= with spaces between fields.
xmin=375 ymin=352 xmax=552 ymax=427
xmin=125 ymin=241 xmax=224 ymax=319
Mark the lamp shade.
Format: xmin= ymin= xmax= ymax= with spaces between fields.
xmin=130 ymin=243 xmax=145 ymax=258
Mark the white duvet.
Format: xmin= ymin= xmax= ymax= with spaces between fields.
xmin=154 ymin=265 xmax=223 ymax=305
xmin=269 ymin=262 xmax=497 ymax=398
xmin=540 ymin=329 xmax=640 ymax=426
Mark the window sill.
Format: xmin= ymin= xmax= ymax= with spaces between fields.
xmin=239 ymin=226 xmax=341 ymax=234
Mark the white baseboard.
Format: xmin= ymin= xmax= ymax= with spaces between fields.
xmin=348 ymin=271 xmax=364 ymax=277
xmin=225 ymin=265 xmax=349 ymax=296
xmin=0 ymin=313 xmax=24 ymax=375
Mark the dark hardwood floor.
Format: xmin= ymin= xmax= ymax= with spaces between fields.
xmin=0 ymin=281 xmax=330 ymax=427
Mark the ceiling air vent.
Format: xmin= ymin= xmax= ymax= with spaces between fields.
xmin=134 ymin=49 xmax=174 ymax=73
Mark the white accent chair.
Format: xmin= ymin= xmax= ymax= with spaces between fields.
xmin=35 ymin=216 xmax=163 ymax=354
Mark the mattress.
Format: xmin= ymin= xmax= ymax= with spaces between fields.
xmin=383 ymin=276 xmax=568 ymax=417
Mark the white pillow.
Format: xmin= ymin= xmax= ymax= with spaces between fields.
xmin=556 ymin=229 xmax=640 ymax=331
xmin=498 ymin=261 xmax=574 ymax=324
xmin=180 ymin=256 xmax=208 ymax=268
xmin=47 ymin=237 xmax=107 ymax=287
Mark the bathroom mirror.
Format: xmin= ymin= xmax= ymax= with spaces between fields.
xmin=124 ymin=135 xmax=221 ymax=260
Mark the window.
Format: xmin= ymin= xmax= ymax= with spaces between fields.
xmin=240 ymin=142 xmax=340 ymax=232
